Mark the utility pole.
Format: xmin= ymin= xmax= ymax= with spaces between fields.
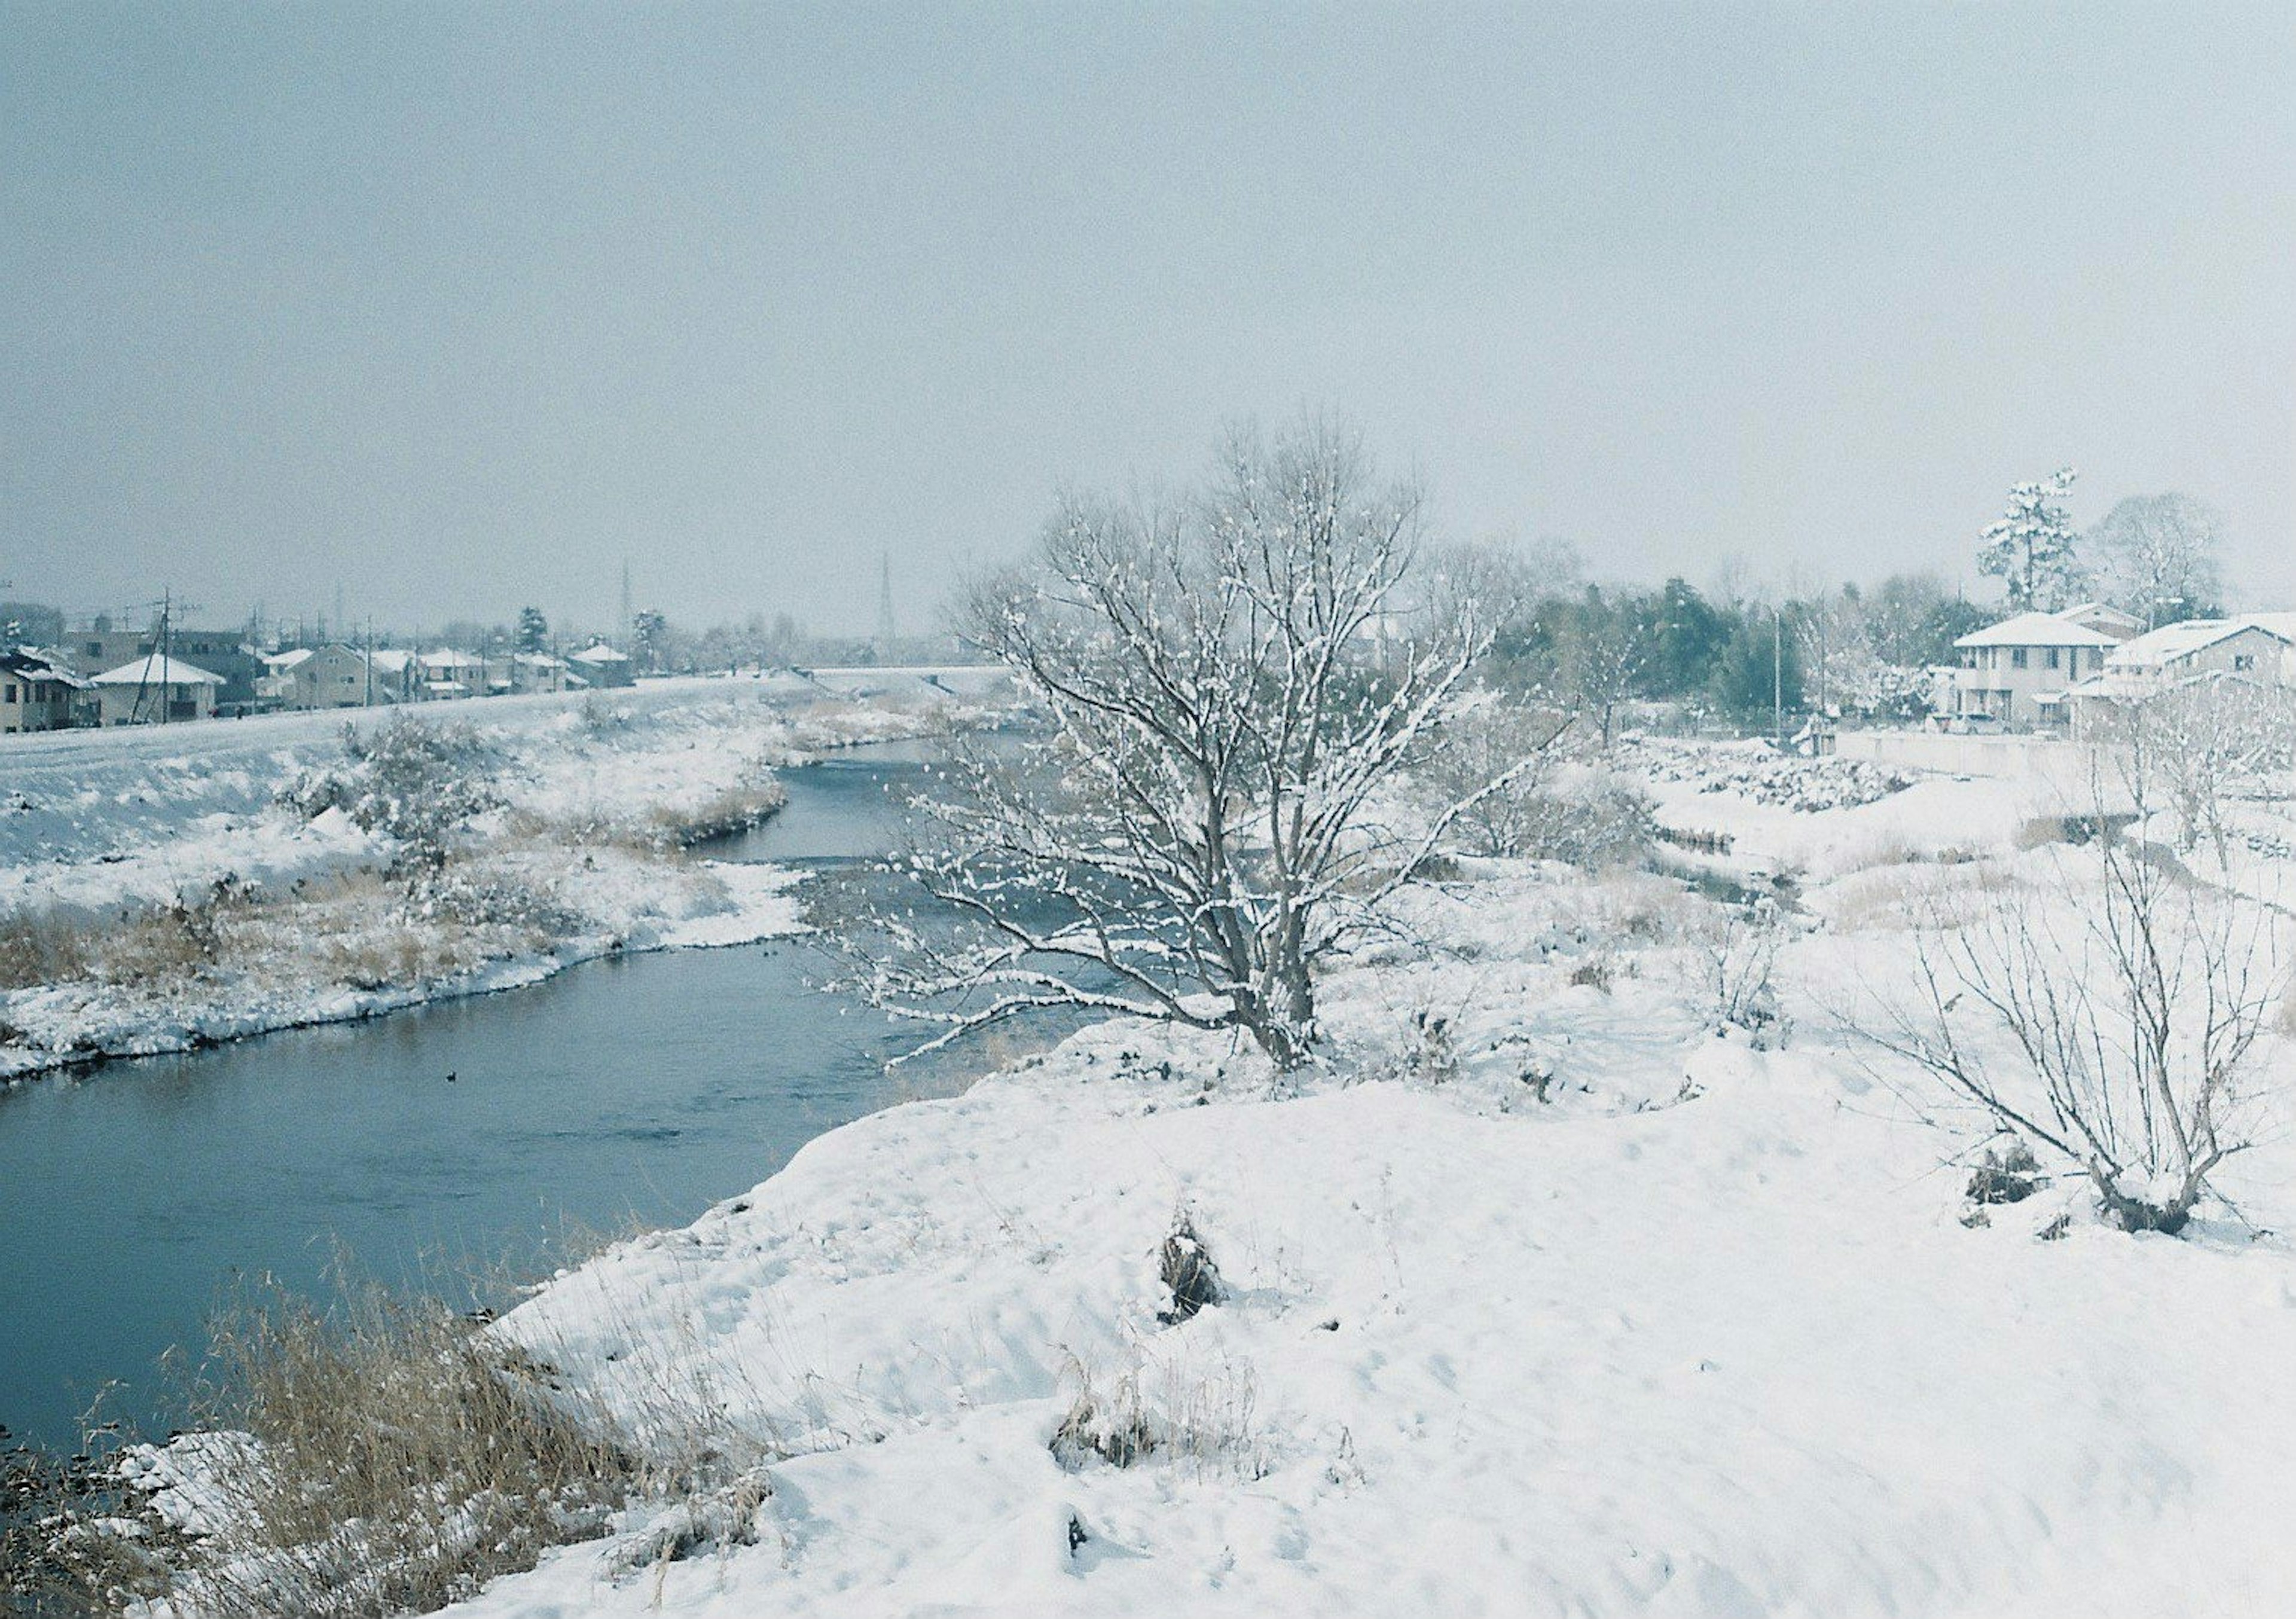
xmin=1772 ymin=604 xmax=1784 ymax=747
xmin=619 ymin=560 xmax=633 ymax=650
xmin=364 ymin=618 xmax=374 ymax=707
xmin=875 ymin=551 xmax=896 ymax=662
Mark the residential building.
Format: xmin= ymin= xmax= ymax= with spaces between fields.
xmin=259 ymin=644 xmax=387 ymax=710
xmin=418 ymin=649 xmax=484 ymax=699
xmin=567 ymin=643 xmax=635 ymax=688
xmin=2065 ymin=615 xmax=2296 ymax=732
xmin=0 ymin=650 xmax=86 ymax=734
xmin=88 ymin=653 xmax=222 ymax=725
xmin=1946 ymin=603 xmax=2141 ymax=729
xmin=58 ymin=624 xmax=264 ymax=710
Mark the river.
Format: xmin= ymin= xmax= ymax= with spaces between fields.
xmin=0 ymin=742 xmax=979 ymax=1454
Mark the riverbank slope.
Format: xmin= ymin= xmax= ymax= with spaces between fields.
xmin=0 ymin=679 xmax=1004 ymax=1080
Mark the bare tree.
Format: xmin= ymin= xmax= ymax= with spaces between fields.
xmin=2088 ymin=492 xmax=2225 ymax=627
xmin=1860 ymin=760 xmax=2284 ymax=1233
xmin=2093 ymin=676 xmax=2296 ymax=867
xmin=856 ymin=421 xmax=1527 ymax=1070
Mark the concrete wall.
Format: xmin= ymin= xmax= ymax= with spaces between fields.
xmin=1836 ymin=729 xmax=2120 ymax=799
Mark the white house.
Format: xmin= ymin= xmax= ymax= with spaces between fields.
xmin=259 ymin=644 xmax=396 ymax=710
xmin=89 ymin=653 xmax=222 ymax=725
xmin=1946 ymin=603 xmax=2141 ymax=729
xmin=418 ymin=648 xmax=484 ymax=699
xmin=2066 ymin=615 xmax=2296 ymax=731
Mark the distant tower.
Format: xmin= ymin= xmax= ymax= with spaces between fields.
xmin=874 ymin=550 xmax=896 ymax=657
xmin=619 ymin=559 xmax=633 ymax=648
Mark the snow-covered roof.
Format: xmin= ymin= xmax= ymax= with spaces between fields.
xmin=1953 ymin=610 xmax=2120 ymax=650
xmin=568 ymin=644 xmax=630 ymax=664
xmin=2103 ymin=617 xmax=2294 ymax=671
xmin=0 ymin=650 xmax=87 ymax=687
xmin=514 ymin=653 xmax=565 ymax=668
xmin=364 ymin=649 xmax=416 ymax=674
xmin=264 ymin=647 xmax=316 ymax=669
xmin=2056 ymin=601 xmax=2143 ymax=635
xmin=89 ymin=653 xmax=224 ymax=686
xmin=419 ymin=649 xmax=483 ymax=670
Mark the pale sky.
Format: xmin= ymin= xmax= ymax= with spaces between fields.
xmin=5 ymin=2 xmax=2292 ymax=637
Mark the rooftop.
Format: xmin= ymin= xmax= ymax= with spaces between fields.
xmin=89 ymin=653 xmax=224 ymax=686
xmin=1953 ymin=610 xmax=2121 ymax=650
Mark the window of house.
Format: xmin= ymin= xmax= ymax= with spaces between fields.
xmin=2011 ymin=648 xmax=2028 ymax=668
xmin=2234 ymin=653 xmax=2255 ymax=671
xmin=2045 ymin=647 xmax=2060 ymax=668
xmin=4 ymin=683 xmax=16 ymax=702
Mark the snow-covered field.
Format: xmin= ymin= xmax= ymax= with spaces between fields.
xmin=0 ymin=678 xmax=1000 ymax=1080
xmin=138 ymin=738 xmax=2285 ymax=1618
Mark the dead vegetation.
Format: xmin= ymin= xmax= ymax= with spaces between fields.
xmin=1049 ymin=1351 xmax=1268 ymax=1482
xmin=10 ymin=1267 xmax=780 ymax=1619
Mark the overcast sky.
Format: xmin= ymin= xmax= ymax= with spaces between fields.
xmin=5 ymin=1 xmax=2291 ymax=637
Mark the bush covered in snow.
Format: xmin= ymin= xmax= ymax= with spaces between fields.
xmin=280 ymin=716 xmax=502 ymax=878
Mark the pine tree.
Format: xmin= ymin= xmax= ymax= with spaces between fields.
xmin=514 ymin=605 xmax=549 ymax=653
xmin=1976 ymin=468 xmax=2081 ymax=611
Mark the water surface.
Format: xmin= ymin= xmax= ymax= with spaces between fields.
xmin=0 ymin=743 xmax=958 ymax=1451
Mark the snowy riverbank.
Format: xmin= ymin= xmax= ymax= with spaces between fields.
xmin=0 ymin=680 xmax=1004 ymax=1082
xmin=136 ymin=741 xmax=2283 ymax=1618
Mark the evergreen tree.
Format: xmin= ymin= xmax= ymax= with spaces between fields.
xmin=514 ymin=605 xmax=549 ymax=653
xmin=1976 ymin=468 xmax=2081 ymax=610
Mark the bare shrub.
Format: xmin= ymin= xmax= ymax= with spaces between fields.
xmin=96 ymin=878 xmax=264 ymax=987
xmin=0 ymin=908 xmax=98 ymax=989
xmin=1049 ymin=1351 xmax=1268 ymax=1482
xmin=1700 ymin=902 xmax=1786 ymax=1046
xmin=1860 ymin=829 xmax=2283 ymax=1235
xmin=1568 ymin=954 xmax=1616 ymax=993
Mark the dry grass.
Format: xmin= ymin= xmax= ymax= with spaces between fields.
xmin=0 ymin=908 xmax=99 ymax=989
xmin=1049 ymin=1349 xmax=1269 ymax=1483
xmin=129 ymin=1265 xmax=776 ymax=1619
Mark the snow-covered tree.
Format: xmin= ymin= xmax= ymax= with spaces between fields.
xmin=514 ymin=606 xmax=550 ymax=654
xmin=2087 ymin=492 xmax=2225 ymax=627
xmin=631 ymin=609 xmax=667 ymax=673
xmin=1863 ymin=746 xmax=2283 ymax=1235
xmin=1976 ymin=468 xmax=2081 ymax=611
xmin=857 ymin=420 xmax=1530 ymax=1070
xmin=2095 ymin=676 xmax=2296 ymax=866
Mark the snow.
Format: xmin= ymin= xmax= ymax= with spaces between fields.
xmin=294 ymin=740 xmax=2292 ymax=1618
xmin=0 ymin=677 xmax=1007 ymax=1080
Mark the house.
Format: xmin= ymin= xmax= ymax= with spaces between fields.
xmin=0 ymin=650 xmax=86 ymax=734
xmin=2065 ymin=615 xmax=2296 ymax=732
xmin=88 ymin=653 xmax=222 ymax=725
xmin=1946 ymin=604 xmax=2141 ymax=729
xmin=567 ymin=643 xmax=635 ymax=688
xmin=57 ymin=625 xmax=264 ymax=710
xmin=417 ymin=648 xmax=484 ymax=700
xmin=511 ymin=652 xmax=569 ymax=694
xmin=259 ymin=644 xmax=392 ymax=710
xmin=363 ymin=649 xmax=422 ymax=704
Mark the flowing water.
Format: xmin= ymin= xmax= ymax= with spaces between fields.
xmin=0 ymin=742 xmax=972 ymax=1452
